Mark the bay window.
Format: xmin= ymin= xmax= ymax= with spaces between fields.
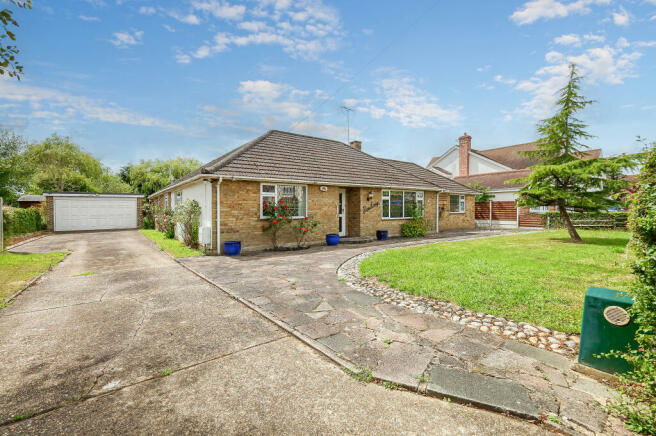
xmin=260 ymin=184 xmax=307 ymax=218
xmin=382 ymin=190 xmax=424 ymax=219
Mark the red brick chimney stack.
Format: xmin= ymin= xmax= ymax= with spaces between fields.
xmin=458 ymin=133 xmax=471 ymax=177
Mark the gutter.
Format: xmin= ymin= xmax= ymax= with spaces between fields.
xmin=148 ymin=174 xmax=219 ymax=199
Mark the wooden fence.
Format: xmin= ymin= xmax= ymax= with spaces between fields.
xmin=475 ymin=201 xmax=546 ymax=227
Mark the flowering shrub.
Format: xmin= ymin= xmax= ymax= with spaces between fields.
xmin=173 ymin=199 xmax=201 ymax=249
xmin=154 ymin=207 xmax=175 ymax=239
xmin=142 ymin=202 xmax=155 ymax=229
xmin=262 ymin=199 xmax=292 ymax=249
xmin=292 ymin=214 xmax=319 ymax=248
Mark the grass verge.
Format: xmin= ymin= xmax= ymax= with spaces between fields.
xmin=359 ymin=230 xmax=633 ymax=333
xmin=0 ymin=251 xmax=68 ymax=301
xmin=140 ymin=229 xmax=202 ymax=258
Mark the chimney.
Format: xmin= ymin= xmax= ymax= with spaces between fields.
xmin=350 ymin=140 xmax=362 ymax=151
xmin=458 ymin=133 xmax=471 ymax=176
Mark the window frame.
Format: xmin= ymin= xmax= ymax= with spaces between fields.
xmin=449 ymin=194 xmax=466 ymax=214
xmin=529 ymin=205 xmax=550 ymax=214
xmin=381 ymin=189 xmax=425 ymax=220
xmin=260 ymin=183 xmax=308 ymax=220
xmin=175 ymin=191 xmax=182 ymax=206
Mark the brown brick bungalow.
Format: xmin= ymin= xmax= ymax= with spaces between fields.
xmin=149 ymin=130 xmax=478 ymax=254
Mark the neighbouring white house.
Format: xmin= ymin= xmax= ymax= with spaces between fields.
xmin=426 ymin=133 xmax=601 ymax=228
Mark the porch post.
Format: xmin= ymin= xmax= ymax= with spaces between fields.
xmin=436 ymin=192 xmax=439 ymax=233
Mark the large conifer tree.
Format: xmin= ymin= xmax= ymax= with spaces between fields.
xmin=514 ymin=64 xmax=636 ymax=242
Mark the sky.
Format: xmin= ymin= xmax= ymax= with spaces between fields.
xmin=1 ymin=0 xmax=655 ymax=171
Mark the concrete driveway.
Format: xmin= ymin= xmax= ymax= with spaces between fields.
xmin=0 ymin=231 xmax=548 ymax=435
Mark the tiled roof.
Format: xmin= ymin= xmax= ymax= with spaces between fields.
xmin=429 ymin=141 xmax=602 ymax=170
xmin=379 ymin=159 xmax=478 ymax=194
xmin=454 ymin=169 xmax=532 ymax=190
xmin=162 ymin=130 xmax=470 ymax=193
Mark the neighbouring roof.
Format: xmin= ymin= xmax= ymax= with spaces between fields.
xmin=429 ymin=141 xmax=602 ymax=170
xmin=17 ymin=194 xmax=45 ymax=202
xmin=156 ymin=130 xmax=478 ymax=196
xmin=454 ymin=169 xmax=532 ymax=191
xmin=379 ymin=159 xmax=478 ymax=194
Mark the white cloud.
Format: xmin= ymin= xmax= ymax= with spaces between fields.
xmin=515 ymin=43 xmax=643 ymax=118
xmin=553 ymin=33 xmax=581 ymax=46
xmin=612 ymin=7 xmax=630 ymax=26
xmin=290 ymin=120 xmax=358 ymax=141
xmin=633 ymin=40 xmax=656 ymax=48
xmin=168 ymin=11 xmax=201 ymax=25
xmin=78 ymin=15 xmax=100 ymax=22
xmin=510 ymin=0 xmax=610 ymax=25
xmin=353 ymin=74 xmax=461 ymax=128
xmin=584 ymin=33 xmax=605 ymax=43
xmin=494 ymin=74 xmax=517 ymax=85
xmin=476 ymin=65 xmax=491 ymax=72
xmin=192 ymin=45 xmax=212 ymax=59
xmin=175 ymin=52 xmax=191 ymax=64
xmin=545 ymin=50 xmax=564 ymax=63
xmin=109 ymin=30 xmax=143 ymax=48
xmin=138 ymin=6 xmax=156 ymax=15
xmin=238 ymin=80 xmax=311 ymax=119
xmin=163 ymin=24 xmax=176 ymax=33
xmin=191 ymin=0 xmax=246 ymax=20
xmin=238 ymin=20 xmax=270 ymax=32
xmin=0 ymin=79 xmax=180 ymax=130
xmin=180 ymin=0 xmax=342 ymax=62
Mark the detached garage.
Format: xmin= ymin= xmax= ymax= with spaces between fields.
xmin=44 ymin=193 xmax=144 ymax=232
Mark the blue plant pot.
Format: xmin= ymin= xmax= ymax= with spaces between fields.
xmin=223 ymin=241 xmax=241 ymax=256
xmin=376 ymin=230 xmax=389 ymax=241
xmin=326 ymin=233 xmax=340 ymax=246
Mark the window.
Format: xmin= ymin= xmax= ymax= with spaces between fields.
xmin=163 ymin=195 xmax=169 ymax=208
xmin=260 ymin=184 xmax=307 ymax=218
xmin=175 ymin=191 xmax=182 ymax=206
xmin=529 ymin=205 xmax=550 ymax=214
xmin=449 ymin=195 xmax=465 ymax=213
xmin=382 ymin=190 xmax=424 ymax=219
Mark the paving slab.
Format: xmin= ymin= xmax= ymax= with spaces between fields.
xmin=427 ymin=365 xmax=540 ymax=420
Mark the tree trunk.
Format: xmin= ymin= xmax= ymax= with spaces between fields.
xmin=557 ymin=199 xmax=582 ymax=243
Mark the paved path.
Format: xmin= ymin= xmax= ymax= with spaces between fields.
xmin=181 ymin=230 xmax=629 ymax=435
xmin=1 ymin=231 xmax=547 ymax=435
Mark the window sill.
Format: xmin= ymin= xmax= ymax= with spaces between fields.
xmin=382 ymin=217 xmax=423 ymax=220
xmin=260 ymin=216 xmax=307 ymax=220
xmin=449 ymin=211 xmax=466 ymax=214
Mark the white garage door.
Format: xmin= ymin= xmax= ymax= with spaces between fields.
xmin=54 ymin=197 xmax=137 ymax=231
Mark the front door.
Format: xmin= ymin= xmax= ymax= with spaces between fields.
xmin=338 ymin=189 xmax=346 ymax=236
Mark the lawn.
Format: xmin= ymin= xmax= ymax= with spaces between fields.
xmin=140 ymin=229 xmax=202 ymax=258
xmin=359 ymin=230 xmax=633 ymax=333
xmin=0 ymin=251 xmax=68 ymax=302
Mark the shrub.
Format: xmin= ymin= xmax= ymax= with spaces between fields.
xmin=2 ymin=206 xmax=43 ymax=237
xmin=262 ymin=199 xmax=292 ymax=249
xmin=401 ymin=203 xmax=427 ymax=238
xmin=542 ymin=211 xmax=628 ymax=230
xmin=605 ymin=142 xmax=656 ymax=434
xmin=173 ymin=200 xmax=201 ymax=249
xmin=142 ymin=202 xmax=155 ymax=230
xmin=292 ymin=214 xmax=319 ymax=248
xmin=154 ymin=207 xmax=175 ymax=238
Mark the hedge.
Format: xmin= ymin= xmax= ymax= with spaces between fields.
xmin=2 ymin=206 xmax=44 ymax=237
xmin=542 ymin=211 xmax=628 ymax=229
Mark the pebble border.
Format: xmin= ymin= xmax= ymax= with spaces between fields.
xmin=338 ymin=250 xmax=580 ymax=357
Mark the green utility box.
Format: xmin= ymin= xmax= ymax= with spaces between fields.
xmin=579 ymin=287 xmax=638 ymax=373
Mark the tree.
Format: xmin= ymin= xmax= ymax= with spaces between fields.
xmin=121 ymin=158 xmax=202 ymax=198
xmin=467 ymin=182 xmax=495 ymax=202
xmin=1 ymin=0 xmax=31 ymax=79
xmin=24 ymin=134 xmax=129 ymax=193
xmin=0 ymin=128 xmax=30 ymax=203
xmin=513 ymin=64 xmax=636 ymax=242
